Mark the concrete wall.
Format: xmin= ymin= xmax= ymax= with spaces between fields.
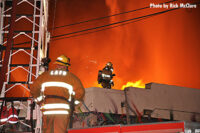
xmin=79 ymin=87 xmax=124 ymax=114
xmin=127 ymin=83 xmax=200 ymax=121
xmin=79 ymin=83 xmax=200 ymax=122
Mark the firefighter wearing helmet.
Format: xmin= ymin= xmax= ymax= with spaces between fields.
xmin=30 ymin=55 xmax=85 ymax=133
xmin=98 ymin=62 xmax=115 ymax=89
xmin=55 ymin=55 xmax=70 ymax=71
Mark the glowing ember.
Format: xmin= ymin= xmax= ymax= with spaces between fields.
xmin=121 ymin=80 xmax=145 ymax=90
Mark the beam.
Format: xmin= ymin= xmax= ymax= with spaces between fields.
xmin=0 ymin=0 xmax=17 ymax=95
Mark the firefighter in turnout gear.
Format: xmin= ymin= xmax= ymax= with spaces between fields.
xmin=98 ymin=62 xmax=115 ymax=89
xmin=30 ymin=55 xmax=85 ymax=133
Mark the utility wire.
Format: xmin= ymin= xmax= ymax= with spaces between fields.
xmin=51 ymin=0 xmax=200 ymax=40
xmin=49 ymin=0 xmax=177 ymax=30
xmin=7 ymin=0 xmax=180 ymax=45
xmin=51 ymin=15 xmax=151 ymax=41
xmin=51 ymin=7 xmax=180 ymax=40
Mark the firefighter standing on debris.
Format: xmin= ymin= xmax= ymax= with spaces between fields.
xmin=30 ymin=55 xmax=85 ymax=133
xmin=98 ymin=62 xmax=115 ymax=89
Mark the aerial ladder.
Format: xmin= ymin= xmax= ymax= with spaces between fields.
xmin=0 ymin=0 xmax=49 ymax=132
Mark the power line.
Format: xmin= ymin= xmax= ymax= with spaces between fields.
xmin=51 ymin=15 xmax=151 ymax=41
xmin=6 ymin=0 xmax=179 ymax=45
xmin=49 ymin=0 xmax=177 ymax=30
xmin=51 ymin=7 xmax=180 ymax=40
xmin=51 ymin=0 xmax=200 ymax=40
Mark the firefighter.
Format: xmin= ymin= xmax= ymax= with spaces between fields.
xmin=30 ymin=55 xmax=85 ymax=133
xmin=98 ymin=62 xmax=115 ymax=89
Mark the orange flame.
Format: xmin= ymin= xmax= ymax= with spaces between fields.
xmin=121 ymin=80 xmax=145 ymax=90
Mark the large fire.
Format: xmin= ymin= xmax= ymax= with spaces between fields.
xmin=121 ymin=80 xmax=146 ymax=90
xmin=47 ymin=0 xmax=199 ymax=90
xmin=4 ymin=0 xmax=200 ymax=97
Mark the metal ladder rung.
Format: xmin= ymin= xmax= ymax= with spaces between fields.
xmin=0 ymin=97 xmax=31 ymax=101
xmin=13 ymin=41 xmax=32 ymax=46
xmin=12 ymin=47 xmax=36 ymax=50
xmin=10 ymin=64 xmax=38 ymax=67
xmin=0 ymin=47 xmax=37 ymax=50
xmin=8 ymin=82 xmax=29 ymax=84
xmin=14 ymin=31 xmax=39 ymax=33
xmin=3 ymin=31 xmax=39 ymax=33
xmin=3 ymin=14 xmax=40 ymax=17
xmin=10 ymin=64 xmax=30 ymax=67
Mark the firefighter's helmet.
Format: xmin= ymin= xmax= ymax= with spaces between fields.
xmin=106 ymin=62 xmax=113 ymax=67
xmin=55 ymin=55 xmax=70 ymax=66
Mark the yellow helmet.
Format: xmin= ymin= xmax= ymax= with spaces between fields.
xmin=106 ymin=62 xmax=113 ymax=67
xmin=55 ymin=55 xmax=70 ymax=66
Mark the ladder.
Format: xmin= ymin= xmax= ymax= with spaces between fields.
xmin=0 ymin=0 xmax=49 ymax=132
